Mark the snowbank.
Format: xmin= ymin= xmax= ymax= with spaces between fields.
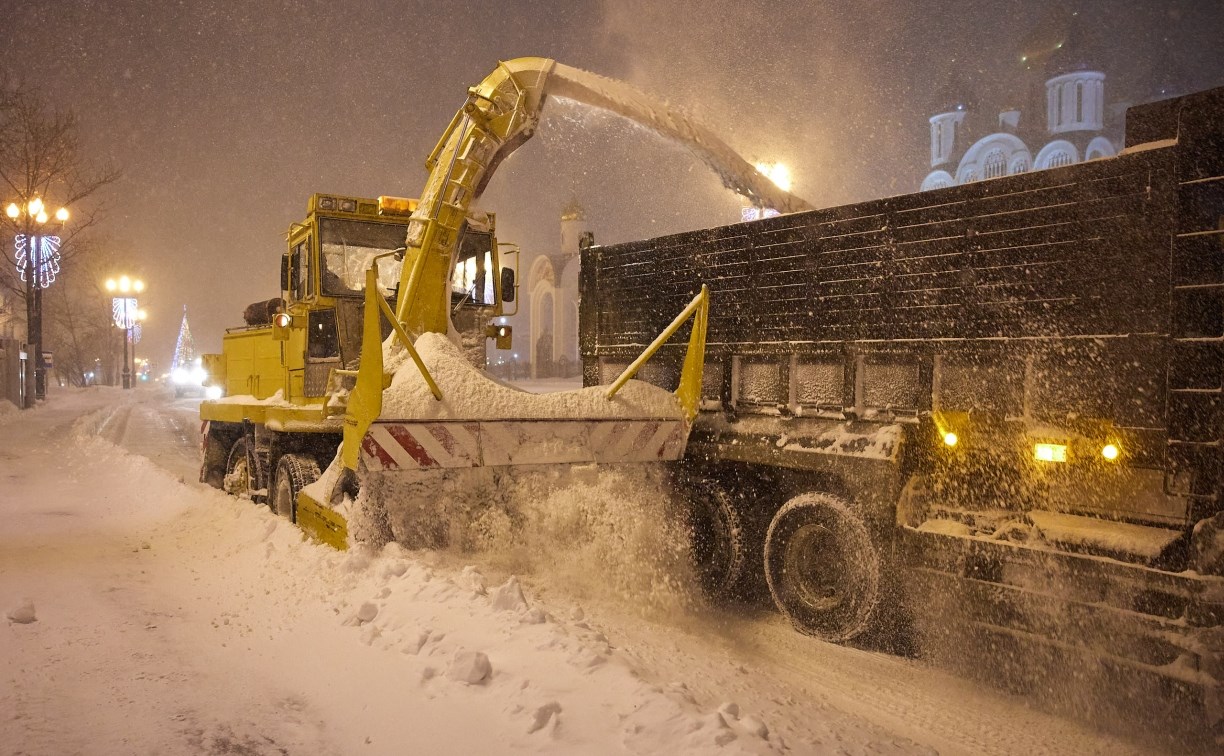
xmin=1 ymin=391 xmax=786 ymax=755
xmin=0 ymin=398 xmax=19 ymax=426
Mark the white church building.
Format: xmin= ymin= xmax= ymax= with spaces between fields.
xmin=921 ymin=64 xmax=1120 ymax=192
xmin=490 ymin=202 xmax=588 ymax=381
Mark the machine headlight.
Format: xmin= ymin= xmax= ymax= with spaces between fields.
xmin=205 ymin=385 xmax=223 ymax=400
xmin=171 ymin=367 xmax=188 ymax=384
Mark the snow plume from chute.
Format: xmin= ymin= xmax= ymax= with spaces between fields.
xmin=542 ymin=62 xmax=815 ymax=215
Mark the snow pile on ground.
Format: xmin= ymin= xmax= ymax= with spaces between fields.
xmin=380 ymin=332 xmax=681 ymax=421
xmin=0 ymin=397 xmax=20 ymax=426
xmin=6 ymin=599 xmax=36 ymax=624
xmin=0 ymin=391 xmax=784 ymax=755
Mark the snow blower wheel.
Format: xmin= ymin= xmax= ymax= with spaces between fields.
xmin=272 ymin=454 xmax=320 ymax=524
xmin=764 ymin=493 xmax=880 ymax=643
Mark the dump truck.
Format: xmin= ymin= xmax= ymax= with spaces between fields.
xmin=198 ymin=57 xmax=816 ymax=551
xmin=581 ymin=87 xmax=1224 ymax=738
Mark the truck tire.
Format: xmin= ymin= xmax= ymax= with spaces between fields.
xmin=223 ymin=438 xmax=260 ymax=499
xmin=272 ymin=454 xmax=320 ymax=523
xmin=201 ymin=426 xmax=232 ymax=489
xmin=764 ymin=492 xmax=880 ymax=643
xmin=687 ymin=483 xmax=747 ymax=601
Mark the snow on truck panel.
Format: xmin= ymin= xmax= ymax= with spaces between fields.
xmin=378 ymin=333 xmax=684 ymax=422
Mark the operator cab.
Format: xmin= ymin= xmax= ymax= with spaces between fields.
xmin=278 ymin=194 xmax=516 ymax=384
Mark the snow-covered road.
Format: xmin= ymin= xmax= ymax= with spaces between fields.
xmin=1 ymin=389 xmax=1159 ymax=754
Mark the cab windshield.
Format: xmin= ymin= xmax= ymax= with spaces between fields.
xmin=319 ymin=218 xmax=407 ymax=297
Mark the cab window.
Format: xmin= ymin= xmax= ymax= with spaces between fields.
xmin=307 ymin=308 xmax=339 ymax=358
xmin=451 ymin=229 xmax=495 ymax=306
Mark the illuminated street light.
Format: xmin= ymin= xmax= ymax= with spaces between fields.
xmin=3 ymin=195 xmax=70 ymax=406
xmin=106 ymin=275 xmax=146 ymax=389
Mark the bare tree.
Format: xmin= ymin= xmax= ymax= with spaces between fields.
xmin=43 ymin=239 xmax=127 ymax=388
xmin=0 ymin=74 xmax=120 ymax=406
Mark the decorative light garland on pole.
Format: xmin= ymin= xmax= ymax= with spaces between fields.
xmin=14 ymin=234 xmax=62 ymax=287
xmin=5 ymin=198 xmax=70 ymax=405
xmin=105 ymin=275 xmax=146 ymax=390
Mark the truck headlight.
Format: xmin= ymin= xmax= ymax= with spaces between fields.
xmin=205 ymin=385 xmax=223 ymax=400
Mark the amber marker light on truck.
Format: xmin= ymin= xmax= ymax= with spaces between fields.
xmin=378 ymin=195 xmax=418 ymax=216
xmin=1034 ymin=443 xmax=1068 ymax=463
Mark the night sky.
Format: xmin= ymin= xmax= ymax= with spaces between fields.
xmin=3 ymin=0 xmax=1221 ymax=361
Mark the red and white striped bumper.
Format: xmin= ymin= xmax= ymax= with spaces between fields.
xmin=360 ymin=419 xmax=688 ymax=472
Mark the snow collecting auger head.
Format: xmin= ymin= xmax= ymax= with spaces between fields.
xmin=292 ymin=56 xmax=815 ymax=549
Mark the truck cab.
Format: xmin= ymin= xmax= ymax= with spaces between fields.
xmin=198 ymin=193 xmax=515 ymax=502
xmin=203 ymin=193 xmax=512 ymax=408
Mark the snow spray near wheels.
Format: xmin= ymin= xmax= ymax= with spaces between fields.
xmin=351 ymin=463 xmax=702 ymax=619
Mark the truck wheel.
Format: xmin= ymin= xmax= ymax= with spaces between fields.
xmin=201 ymin=427 xmax=231 ymax=489
xmin=687 ymin=484 xmax=746 ymax=601
xmin=272 ymin=454 xmax=320 ymax=523
xmin=223 ymin=438 xmax=259 ymax=499
xmin=765 ymin=493 xmax=880 ymax=643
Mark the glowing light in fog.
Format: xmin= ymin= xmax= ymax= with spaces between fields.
xmin=1102 ymin=444 xmax=1120 ymax=461
xmin=754 ymin=162 xmax=792 ymax=192
xmin=942 ymin=432 xmax=958 ymax=447
xmin=1035 ymin=443 xmax=1068 ymax=463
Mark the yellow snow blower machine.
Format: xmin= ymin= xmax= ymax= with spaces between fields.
xmin=199 ymin=57 xmax=811 ymax=549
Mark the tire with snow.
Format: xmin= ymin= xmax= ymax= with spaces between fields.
xmin=686 ymin=483 xmax=747 ymax=601
xmin=201 ymin=426 xmax=234 ymax=489
xmin=272 ymin=454 xmax=320 ymax=523
xmin=223 ymin=438 xmax=260 ymax=499
xmin=764 ymin=492 xmax=880 ymax=643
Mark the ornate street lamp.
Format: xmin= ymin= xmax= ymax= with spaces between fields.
xmin=105 ymin=275 xmax=145 ymax=389
xmin=6 ymin=197 xmax=69 ymax=405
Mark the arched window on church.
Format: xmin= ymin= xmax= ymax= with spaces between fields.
xmin=1048 ymin=150 xmax=1072 ymax=168
xmin=983 ymin=149 xmax=1006 ymax=179
xmin=1010 ymin=157 xmax=1029 ymax=174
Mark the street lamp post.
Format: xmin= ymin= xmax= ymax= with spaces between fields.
xmin=105 ymin=275 xmax=145 ymax=390
xmin=5 ymin=198 xmax=69 ymax=407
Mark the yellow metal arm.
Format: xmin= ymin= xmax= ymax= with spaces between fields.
xmin=395 ymin=57 xmax=557 ymax=338
xmin=392 ymin=56 xmax=812 ymax=343
xmin=606 ymin=285 xmax=710 ymax=423
xmin=342 ymin=261 xmax=443 ymax=471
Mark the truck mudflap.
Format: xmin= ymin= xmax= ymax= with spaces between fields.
xmin=900 ymin=527 xmax=1224 ymax=740
xmin=359 ymin=418 xmax=688 ymax=470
